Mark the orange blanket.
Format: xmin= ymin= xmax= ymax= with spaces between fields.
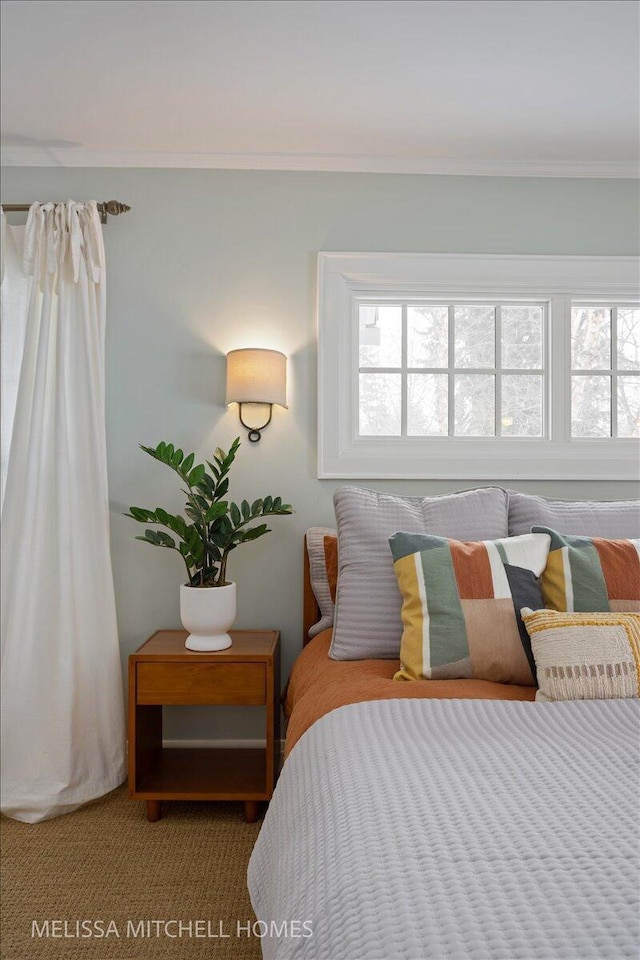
xmin=284 ymin=630 xmax=536 ymax=756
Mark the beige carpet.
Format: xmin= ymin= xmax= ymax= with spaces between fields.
xmin=1 ymin=786 xmax=263 ymax=960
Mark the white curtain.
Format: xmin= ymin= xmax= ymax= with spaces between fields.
xmin=1 ymin=201 xmax=126 ymax=822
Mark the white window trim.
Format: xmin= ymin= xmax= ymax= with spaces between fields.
xmin=317 ymin=253 xmax=640 ymax=480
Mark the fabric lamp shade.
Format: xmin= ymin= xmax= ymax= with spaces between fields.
xmin=226 ymin=349 xmax=288 ymax=408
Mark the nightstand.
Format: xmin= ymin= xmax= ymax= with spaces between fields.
xmin=128 ymin=629 xmax=280 ymax=823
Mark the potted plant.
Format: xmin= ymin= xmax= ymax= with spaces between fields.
xmin=126 ymin=437 xmax=292 ymax=650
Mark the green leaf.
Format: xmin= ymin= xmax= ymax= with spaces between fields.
xmin=230 ymin=502 xmax=241 ymax=527
xmin=205 ymin=541 xmax=222 ymax=560
xmin=136 ymin=529 xmax=165 ymax=545
xmin=191 ymin=539 xmax=204 ymax=561
xmin=222 ymin=439 xmax=240 ymax=471
xmin=198 ymin=474 xmax=216 ymax=497
xmin=205 ymin=502 xmax=228 ymax=522
xmin=181 ymin=452 xmax=195 ymax=474
xmin=242 ymin=523 xmax=269 ymax=542
xmin=263 ymin=495 xmax=273 ymax=512
xmin=218 ymin=515 xmax=233 ymax=537
xmin=273 ymin=496 xmax=282 ymax=510
xmin=207 ymin=460 xmax=220 ymax=479
xmin=251 ymin=499 xmax=263 ymax=516
xmin=155 ymin=507 xmax=169 ymax=524
xmin=166 ymin=514 xmax=188 ymax=538
xmin=165 ymin=443 xmax=175 ymax=461
xmin=187 ymin=527 xmax=200 ymax=550
xmin=214 ymin=478 xmax=229 ymax=500
xmin=171 ymin=448 xmax=183 ymax=467
xmin=156 ymin=531 xmax=176 ymax=548
xmin=127 ymin=507 xmax=154 ymax=522
xmin=135 ymin=534 xmax=156 ymax=545
xmin=241 ymin=499 xmax=250 ymax=520
xmin=156 ymin=441 xmax=167 ymax=460
xmin=188 ymin=464 xmax=206 ymax=486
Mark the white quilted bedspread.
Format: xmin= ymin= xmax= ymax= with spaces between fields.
xmin=248 ymin=698 xmax=640 ymax=960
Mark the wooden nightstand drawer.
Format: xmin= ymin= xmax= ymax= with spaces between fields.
xmin=136 ymin=661 xmax=266 ymax=705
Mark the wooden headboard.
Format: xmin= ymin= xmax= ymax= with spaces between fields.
xmin=303 ymin=534 xmax=320 ymax=645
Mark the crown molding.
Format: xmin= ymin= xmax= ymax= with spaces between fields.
xmin=1 ymin=146 xmax=638 ymax=178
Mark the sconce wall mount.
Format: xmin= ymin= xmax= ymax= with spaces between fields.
xmin=226 ymin=348 xmax=287 ymax=442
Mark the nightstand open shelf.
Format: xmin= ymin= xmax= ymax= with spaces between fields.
xmin=128 ymin=630 xmax=280 ymax=823
xmin=136 ymin=747 xmax=267 ymax=798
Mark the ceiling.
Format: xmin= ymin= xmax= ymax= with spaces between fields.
xmin=1 ymin=0 xmax=638 ymax=176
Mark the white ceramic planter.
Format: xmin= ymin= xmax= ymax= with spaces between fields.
xmin=180 ymin=582 xmax=236 ymax=651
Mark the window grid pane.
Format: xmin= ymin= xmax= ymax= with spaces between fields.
xmin=407 ymin=305 xmax=448 ymax=368
xmin=358 ymin=305 xmax=402 ymax=368
xmin=358 ymin=301 xmax=547 ymax=438
xmin=359 ymin=372 xmax=402 ymax=436
xmin=618 ymin=376 xmax=640 ymax=438
xmin=454 ymin=306 xmax=495 ymax=368
xmin=571 ymin=375 xmax=611 ymax=438
xmin=571 ymin=307 xmax=611 ymax=370
xmin=407 ymin=374 xmax=449 ymax=436
xmin=455 ymin=374 xmax=495 ymax=436
xmin=502 ymin=306 xmax=543 ymax=369
xmin=502 ymin=375 xmax=544 ymax=437
xmin=618 ymin=308 xmax=640 ymax=371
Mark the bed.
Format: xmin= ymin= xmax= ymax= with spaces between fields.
xmin=248 ymin=536 xmax=640 ymax=960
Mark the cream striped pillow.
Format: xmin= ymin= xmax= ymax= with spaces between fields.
xmin=521 ymin=609 xmax=640 ymax=702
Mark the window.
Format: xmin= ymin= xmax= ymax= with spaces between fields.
xmin=318 ymin=253 xmax=639 ymax=479
xmin=358 ymin=302 xmax=546 ymax=439
xmin=571 ymin=305 xmax=640 ymax=438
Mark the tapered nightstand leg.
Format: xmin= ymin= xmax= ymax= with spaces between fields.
xmin=244 ymin=800 xmax=261 ymax=823
xmin=146 ymin=800 xmax=162 ymax=822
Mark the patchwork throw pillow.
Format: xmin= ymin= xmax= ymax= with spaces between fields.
xmin=331 ymin=485 xmax=509 ymax=660
xmin=533 ymin=526 xmax=640 ymax=613
xmin=305 ymin=528 xmax=338 ymax=638
xmin=521 ymin=608 xmax=640 ymax=702
xmin=391 ymin=531 xmax=550 ymax=685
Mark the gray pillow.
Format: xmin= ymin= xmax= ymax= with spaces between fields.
xmin=507 ymin=490 xmax=640 ymax=539
xmin=330 ymin=485 xmax=509 ymax=660
xmin=306 ymin=526 xmax=338 ymax=639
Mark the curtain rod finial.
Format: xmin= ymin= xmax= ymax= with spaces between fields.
xmin=104 ymin=200 xmax=131 ymax=216
xmin=101 ymin=200 xmax=131 ymax=223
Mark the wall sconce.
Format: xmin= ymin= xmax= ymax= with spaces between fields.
xmin=226 ymin=348 xmax=288 ymax=442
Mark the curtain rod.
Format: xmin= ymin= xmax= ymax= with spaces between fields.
xmin=1 ymin=200 xmax=131 ymax=225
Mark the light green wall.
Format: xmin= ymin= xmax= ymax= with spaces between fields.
xmin=3 ymin=168 xmax=639 ymax=740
